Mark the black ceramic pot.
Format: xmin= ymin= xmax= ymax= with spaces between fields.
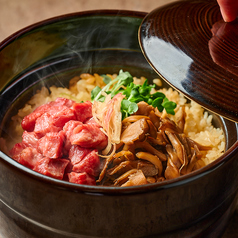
xmin=0 ymin=10 xmax=238 ymax=238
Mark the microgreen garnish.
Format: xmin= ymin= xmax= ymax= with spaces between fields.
xmin=121 ymin=99 xmax=138 ymax=119
xmin=91 ymin=70 xmax=177 ymax=119
xmin=101 ymin=74 xmax=112 ymax=85
xmin=91 ymin=86 xmax=102 ymax=101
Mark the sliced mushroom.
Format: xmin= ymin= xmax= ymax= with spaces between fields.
xmin=135 ymin=101 xmax=154 ymax=116
xmin=120 ymin=118 xmax=149 ymax=144
xmin=121 ymin=170 xmax=148 ymax=187
xmin=137 ymin=160 xmax=159 ymax=177
xmin=97 ymin=156 xmax=115 ymax=183
xmin=136 ymin=152 xmax=163 ymax=176
xmin=154 ymin=107 xmax=163 ymax=118
xmin=193 ymin=159 xmax=206 ymax=171
xmin=165 ymin=144 xmax=182 ymax=168
xmin=116 ymin=141 xmax=124 ymax=151
xmin=165 ymin=145 xmax=180 ymax=179
xmin=181 ymin=151 xmax=197 ymax=175
xmin=121 ymin=121 xmax=132 ymax=132
xmin=112 ymin=157 xmax=126 ymax=166
xmin=147 ymin=131 xmax=168 ymax=146
xmin=147 ymin=176 xmax=157 ymax=183
xmin=111 ymin=150 xmax=135 ymax=166
xmin=178 ymin=134 xmax=192 ymax=160
xmin=182 ymin=144 xmax=203 ymax=174
xmin=165 ymin=131 xmax=188 ymax=169
xmin=165 ymin=159 xmax=180 ymax=179
xmin=160 ymin=117 xmax=182 ymax=134
xmin=146 ymin=119 xmax=158 ymax=139
xmin=114 ymin=169 xmax=139 ymax=186
xmin=149 ymin=110 xmax=161 ymax=128
xmin=161 ymin=130 xmax=170 ymax=144
xmin=107 ymin=160 xmax=137 ymax=176
xmin=176 ymin=106 xmax=186 ymax=132
xmin=157 ymin=177 xmax=165 ymax=182
xmin=187 ymin=138 xmax=212 ymax=151
xmin=113 ymin=150 xmax=135 ymax=161
xmin=122 ymin=143 xmax=135 ymax=154
xmin=134 ymin=141 xmax=167 ymax=161
xmin=122 ymin=115 xmax=150 ymax=123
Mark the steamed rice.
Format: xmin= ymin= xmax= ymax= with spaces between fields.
xmin=8 ymin=73 xmax=225 ymax=166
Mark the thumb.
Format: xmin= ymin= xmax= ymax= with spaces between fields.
xmin=217 ymin=0 xmax=238 ymax=22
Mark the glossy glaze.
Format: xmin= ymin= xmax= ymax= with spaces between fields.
xmin=0 ymin=9 xmax=238 ymax=238
xmin=139 ymin=0 xmax=238 ymax=122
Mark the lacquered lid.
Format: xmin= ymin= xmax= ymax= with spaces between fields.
xmin=139 ymin=0 xmax=238 ymax=122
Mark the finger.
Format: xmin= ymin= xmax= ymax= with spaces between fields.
xmin=217 ymin=0 xmax=238 ymax=22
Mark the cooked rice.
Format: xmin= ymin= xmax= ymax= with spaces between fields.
xmin=8 ymin=73 xmax=225 ymax=166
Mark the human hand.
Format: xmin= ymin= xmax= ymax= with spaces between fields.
xmin=217 ymin=0 xmax=238 ymax=22
xmin=208 ymin=19 xmax=238 ymax=76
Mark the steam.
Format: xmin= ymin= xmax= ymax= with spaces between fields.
xmin=0 ymin=11 xmax=141 ymax=155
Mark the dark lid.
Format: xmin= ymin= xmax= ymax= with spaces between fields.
xmin=139 ymin=0 xmax=238 ymax=122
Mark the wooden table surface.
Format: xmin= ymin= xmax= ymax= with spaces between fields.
xmin=0 ymin=0 xmax=237 ymax=237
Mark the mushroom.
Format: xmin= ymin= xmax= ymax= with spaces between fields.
xmin=122 ymin=143 xmax=135 ymax=154
xmin=164 ymin=159 xmax=180 ymax=179
xmin=147 ymin=131 xmax=168 ymax=146
xmin=108 ymin=158 xmax=159 ymax=179
xmin=182 ymin=151 xmax=197 ymax=175
xmin=122 ymin=115 xmax=150 ymax=123
xmin=114 ymin=169 xmax=139 ymax=186
xmin=160 ymin=117 xmax=182 ymax=134
xmin=136 ymin=152 xmax=163 ymax=176
xmin=187 ymin=138 xmax=212 ymax=151
xmin=165 ymin=131 xmax=188 ymax=169
xmin=107 ymin=160 xmax=137 ymax=176
xmin=165 ymin=144 xmax=182 ymax=168
xmin=182 ymin=144 xmax=203 ymax=174
xmin=113 ymin=150 xmax=135 ymax=161
xmin=178 ymin=134 xmax=192 ymax=160
xmin=135 ymin=101 xmax=154 ymax=116
xmin=146 ymin=119 xmax=158 ymax=139
xmin=97 ymin=151 xmax=136 ymax=183
xmin=147 ymin=177 xmax=157 ymax=183
xmin=97 ymin=155 xmax=115 ymax=183
xmin=176 ymin=106 xmax=186 ymax=132
xmin=116 ymin=141 xmax=124 ymax=151
xmin=112 ymin=150 xmax=135 ymax=166
xmin=149 ymin=110 xmax=161 ymax=128
xmin=154 ymin=107 xmax=163 ymax=118
xmin=157 ymin=177 xmax=165 ymax=182
xmin=120 ymin=118 xmax=149 ymax=144
xmin=121 ymin=170 xmax=148 ymax=187
xmin=134 ymin=141 xmax=167 ymax=161
xmin=137 ymin=160 xmax=159 ymax=177
xmin=164 ymin=144 xmax=180 ymax=179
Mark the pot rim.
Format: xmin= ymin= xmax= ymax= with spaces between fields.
xmin=0 ymin=9 xmax=148 ymax=50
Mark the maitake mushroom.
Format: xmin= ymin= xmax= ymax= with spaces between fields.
xmin=97 ymin=101 xmax=211 ymax=187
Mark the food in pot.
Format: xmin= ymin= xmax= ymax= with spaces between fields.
xmin=2 ymin=71 xmax=225 ymax=186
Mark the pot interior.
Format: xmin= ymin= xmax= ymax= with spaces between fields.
xmin=0 ymin=49 xmax=236 ymax=173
